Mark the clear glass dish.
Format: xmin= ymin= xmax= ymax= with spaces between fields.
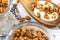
xmin=0 ymin=0 xmax=13 ymax=18
xmin=5 ymin=21 xmax=54 ymax=40
xmin=0 ymin=0 xmax=13 ymax=28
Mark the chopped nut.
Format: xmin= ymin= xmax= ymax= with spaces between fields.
xmin=21 ymin=26 xmax=28 ymax=32
xmin=0 ymin=8 xmax=4 ymax=13
xmin=37 ymin=12 xmax=40 ymax=18
xmin=0 ymin=3 xmax=2 ymax=7
xmin=20 ymin=18 xmax=25 ymax=22
xmin=33 ymin=38 xmax=38 ymax=40
xmin=59 ymin=9 xmax=60 ymax=14
xmin=2 ymin=3 xmax=7 ymax=7
xmin=44 ymin=15 xmax=49 ymax=19
xmin=31 ymin=3 xmax=36 ymax=11
xmin=37 ymin=4 xmax=43 ymax=9
xmin=14 ymin=37 xmax=18 ymax=40
xmin=15 ymin=32 xmax=20 ymax=37
xmin=18 ymin=36 xmax=24 ymax=40
xmin=47 ymin=11 xmax=51 ymax=14
xmin=25 ymin=16 xmax=31 ymax=20
xmin=32 ymin=2 xmax=37 ymax=7
xmin=15 ymin=29 xmax=20 ymax=32
xmin=31 ymin=4 xmax=35 ymax=11
xmin=45 ymin=1 xmax=48 ymax=5
xmin=0 ymin=0 xmax=2 ymax=3
xmin=37 ymin=31 xmax=42 ymax=37
xmin=31 ymin=28 xmax=38 ymax=38
xmin=15 ymin=0 xmax=19 ymax=3
xmin=50 ymin=8 xmax=54 ymax=13
xmin=46 ymin=0 xmax=51 ymax=2
xmin=2 ymin=0 xmax=8 ymax=3
xmin=44 ymin=6 xmax=49 ymax=11
xmin=42 ymin=34 xmax=49 ymax=40
xmin=39 ymin=37 xmax=46 ymax=40
xmin=53 ymin=6 xmax=59 ymax=12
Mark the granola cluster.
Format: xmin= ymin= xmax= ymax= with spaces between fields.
xmin=10 ymin=26 xmax=49 ymax=40
xmin=31 ymin=1 xmax=59 ymax=19
xmin=0 ymin=0 xmax=8 ymax=13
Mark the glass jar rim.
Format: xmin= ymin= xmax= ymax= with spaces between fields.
xmin=0 ymin=0 xmax=13 ymax=19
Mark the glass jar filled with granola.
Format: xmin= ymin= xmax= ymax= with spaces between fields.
xmin=0 ymin=0 xmax=12 ymax=27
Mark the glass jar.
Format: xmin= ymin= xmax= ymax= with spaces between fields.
xmin=0 ymin=0 xmax=13 ymax=27
xmin=5 ymin=22 xmax=54 ymax=40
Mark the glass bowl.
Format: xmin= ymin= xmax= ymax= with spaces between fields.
xmin=5 ymin=21 xmax=54 ymax=40
xmin=0 ymin=0 xmax=13 ymax=27
xmin=0 ymin=0 xmax=13 ymax=18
